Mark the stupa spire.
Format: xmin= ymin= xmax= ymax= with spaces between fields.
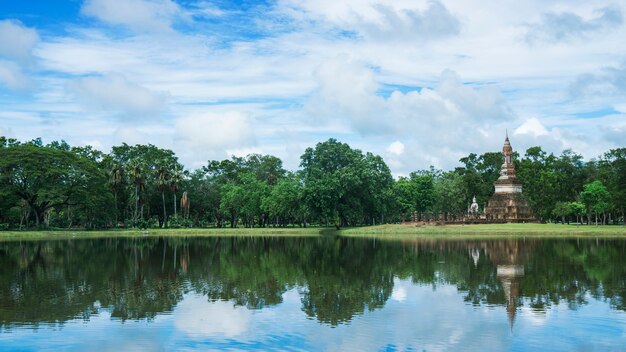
xmin=485 ymin=132 xmax=536 ymax=222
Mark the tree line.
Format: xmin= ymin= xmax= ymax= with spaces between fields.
xmin=0 ymin=136 xmax=624 ymax=229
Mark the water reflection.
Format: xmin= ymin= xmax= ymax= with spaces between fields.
xmin=0 ymin=236 xmax=625 ymax=331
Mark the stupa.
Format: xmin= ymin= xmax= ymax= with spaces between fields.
xmin=484 ymin=132 xmax=536 ymax=222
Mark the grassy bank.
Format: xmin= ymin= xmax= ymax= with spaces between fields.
xmin=341 ymin=223 xmax=626 ymax=238
xmin=0 ymin=223 xmax=624 ymax=241
xmin=0 ymin=227 xmax=327 ymax=241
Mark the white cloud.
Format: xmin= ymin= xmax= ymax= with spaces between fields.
xmin=0 ymin=61 xmax=32 ymax=90
xmin=570 ymin=61 xmax=626 ymax=97
xmin=305 ymin=59 xmax=518 ymax=169
xmin=0 ymin=20 xmax=39 ymax=64
xmin=0 ymin=20 xmax=38 ymax=91
xmin=173 ymin=295 xmax=251 ymax=338
xmin=3 ymin=0 xmax=626 ymax=173
xmin=66 ymin=73 xmax=169 ymax=117
xmin=308 ymin=60 xmax=514 ymax=136
xmin=525 ymin=5 xmax=623 ymax=44
xmin=279 ymin=0 xmax=459 ymax=41
xmin=113 ymin=126 xmax=151 ymax=146
xmin=600 ymin=124 xmax=626 ymax=146
xmin=391 ymin=285 xmax=407 ymax=302
xmin=387 ymin=141 xmax=405 ymax=156
xmin=174 ymin=111 xmax=257 ymax=162
xmin=226 ymin=147 xmax=264 ymax=158
xmin=81 ymin=0 xmax=184 ymax=33
xmin=338 ymin=1 xmax=460 ymax=41
xmin=514 ymin=117 xmax=549 ymax=137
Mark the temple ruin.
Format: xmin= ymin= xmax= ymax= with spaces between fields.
xmin=484 ymin=133 xmax=536 ymax=223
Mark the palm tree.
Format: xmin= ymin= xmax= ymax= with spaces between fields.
xmin=127 ymin=161 xmax=146 ymax=224
xmin=108 ymin=164 xmax=124 ymax=226
xmin=156 ymin=163 xmax=169 ymax=227
xmin=170 ymin=165 xmax=184 ymax=217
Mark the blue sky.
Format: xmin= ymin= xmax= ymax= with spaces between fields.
xmin=1 ymin=0 xmax=625 ymax=174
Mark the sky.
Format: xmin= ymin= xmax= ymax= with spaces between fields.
xmin=1 ymin=0 xmax=625 ymax=175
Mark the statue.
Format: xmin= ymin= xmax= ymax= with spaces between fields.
xmin=470 ymin=196 xmax=479 ymax=215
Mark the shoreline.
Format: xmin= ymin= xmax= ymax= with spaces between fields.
xmin=0 ymin=223 xmax=625 ymax=241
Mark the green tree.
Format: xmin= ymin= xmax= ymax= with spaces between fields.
xmin=0 ymin=143 xmax=111 ymax=227
xmin=458 ymin=152 xmax=503 ymax=207
xmin=580 ymin=181 xmax=611 ymax=225
xmin=220 ymin=182 xmax=244 ymax=227
xmin=108 ymin=163 xmax=124 ymax=226
xmin=109 ymin=143 xmax=180 ymax=225
xmin=394 ymin=177 xmax=418 ymax=218
xmin=155 ymin=162 xmax=170 ymax=227
xmin=300 ymin=139 xmax=394 ymax=227
xmin=552 ymin=201 xmax=572 ymax=224
xmin=434 ymin=171 xmax=467 ymax=216
xmin=127 ymin=160 xmax=146 ymax=223
xmin=598 ymin=148 xmax=626 ymax=224
xmin=409 ymin=171 xmax=436 ymax=212
xmin=570 ymin=201 xmax=586 ymax=224
xmin=170 ymin=165 xmax=185 ymax=217
xmin=262 ymin=173 xmax=302 ymax=227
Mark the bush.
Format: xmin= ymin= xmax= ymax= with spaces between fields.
xmin=133 ymin=217 xmax=160 ymax=229
xmin=168 ymin=216 xmax=193 ymax=228
xmin=0 ymin=223 xmax=9 ymax=231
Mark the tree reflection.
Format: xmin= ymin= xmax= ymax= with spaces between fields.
xmin=0 ymin=236 xmax=625 ymax=329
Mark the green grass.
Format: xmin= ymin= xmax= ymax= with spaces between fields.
xmin=0 ymin=227 xmax=327 ymax=241
xmin=340 ymin=223 xmax=626 ymax=238
xmin=0 ymin=223 xmax=624 ymax=241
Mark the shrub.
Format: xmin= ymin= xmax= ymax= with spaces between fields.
xmin=168 ymin=216 xmax=193 ymax=228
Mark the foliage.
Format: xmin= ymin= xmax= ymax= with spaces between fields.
xmin=580 ymin=181 xmax=611 ymax=224
xmin=300 ymin=139 xmax=394 ymax=227
xmin=0 ymin=141 xmax=113 ymax=228
xmin=0 ymin=135 xmax=624 ymax=228
xmin=167 ymin=215 xmax=193 ymax=228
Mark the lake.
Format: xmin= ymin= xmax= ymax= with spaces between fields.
xmin=1 ymin=236 xmax=625 ymax=351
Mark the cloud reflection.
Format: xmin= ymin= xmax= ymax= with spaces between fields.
xmin=173 ymin=295 xmax=251 ymax=338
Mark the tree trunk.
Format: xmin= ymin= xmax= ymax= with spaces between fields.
xmin=114 ymin=191 xmax=118 ymax=226
xmin=174 ymin=193 xmax=177 ymax=217
xmin=34 ymin=209 xmax=41 ymax=227
xmin=134 ymin=185 xmax=139 ymax=223
xmin=162 ymin=191 xmax=167 ymax=227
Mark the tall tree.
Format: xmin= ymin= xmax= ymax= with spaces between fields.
xmin=155 ymin=163 xmax=170 ymax=227
xmin=127 ymin=160 xmax=146 ymax=223
xmin=170 ymin=165 xmax=184 ymax=217
xmin=108 ymin=164 xmax=124 ymax=226
xmin=598 ymin=148 xmax=626 ymax=224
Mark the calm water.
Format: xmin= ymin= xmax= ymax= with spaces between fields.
xmin=1 ymin=236 xmax=625 ymax=351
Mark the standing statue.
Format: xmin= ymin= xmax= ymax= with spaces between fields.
xmin=180 ymin=191 xmax=190 ymax=219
